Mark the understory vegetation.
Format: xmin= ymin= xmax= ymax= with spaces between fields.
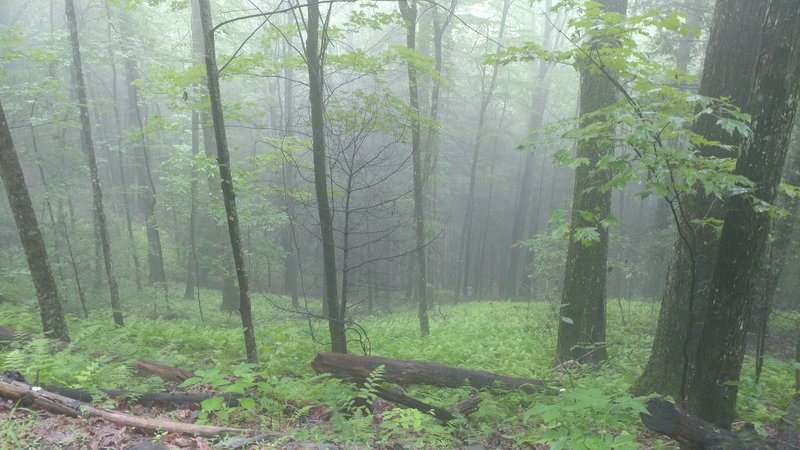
xmin=1 ymin=276 xmax=795 ymax=449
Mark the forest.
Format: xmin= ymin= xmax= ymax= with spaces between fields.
xmin=0 ymin=0 xmax=799 ymax=448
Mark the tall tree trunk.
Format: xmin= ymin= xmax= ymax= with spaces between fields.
xmin=687 ymin=2 xmax=800 ymax=427
xmin=424 ymin=1 xmax=454 ymax=293
xmin=65 ymin=0 xmax=124 ymax=327
xmin=555 ymin=0 xmax=627 ymax=365
xmin=399 ymin=0 xmax=429 ymax=336
xmin=27 ymin=102 xmax=65 ymax=284
xmin=456 ymin=0 xmax=510 ymax=299
xmin=124 ymin=56 xmax=166 ymax=286
xmin=197 ymin=0 xmax=258 ymax=364
xmin=188 ymin=0 xmax=236 ymax=310
xmin=306 ymin=0 xmax=346 ymax=353
xmin=632 ymin=0 xmax=768 ymax=399
xmin=504 ymin=0 xmax=554 ymax=299
xmin=281 ymin=24 xmax=299 ymax=309
xmin=0 ymin=100 xmax=70 ymax=341
xmin=103 ymin=0 xmax=143 ymax=292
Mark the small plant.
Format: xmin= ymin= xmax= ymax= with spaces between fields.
xmin=522 ymin=387 xmax=647 ymax=450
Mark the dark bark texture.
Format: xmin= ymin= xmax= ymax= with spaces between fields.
xmin=65 ymin=0 xmax=124 ymax=327
xmin=687 ymin=0 xmax=800 ymax=428
xmin=555 ymin=0 xmax=627 ymax=364
xmin=632 ymin=0 xmax=768 ymax=398
xmin=312 ymin=352 xmax=550 ymax=391
xmin=198 ymin=0 xmax=258 ymax=364
xmin=0 ymin=101 xmax=70 ymax=342
xmin=641 ymin=398 xmax=771 ymax=450
xmin=399 ymin=0 xmax=430 ymax=335
xmin=305 ymin=0 xmax=346 ymax=353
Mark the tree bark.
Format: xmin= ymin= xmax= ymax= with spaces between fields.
xmin=123 ymin=52 xmax=166 ymax=286
xmin=305 ymin=0 xmax=346 ymax=353
xmin=312 ymin=352 xmax=550 ymax=391
xmin=632 ymin=0 xmax=768 ymax=399
xmin=65 ymin=0 xmax=124 ymax=327
xmin=197 ymin=0 xmax=258 ymax=364
xmin=0 ymin=101 xmax=70 ymax=342
xmin=687 ymin=1 xmax=800 ymax=428
xmin=399 ymin=0 xmax=429 ymax=335
xmin=103 ymin=0 xmax=143 ymax=293
xmin=641 ymin=398 xmax=771 ymax=450
xmin=555 ymin=0 xmax=627 ymax=365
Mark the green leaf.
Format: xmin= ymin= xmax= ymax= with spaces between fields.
xmin=200 ymin=396 xmax=225 ymax=411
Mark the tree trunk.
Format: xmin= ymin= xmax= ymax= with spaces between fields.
xmin=632 ymin=0 xmax=768 ymax=399
xmin=281 ymin=26 xmax=300 ymax=309
xmin=555 ymin=0 xmax=627 ymax=365
xmin=457 ymin=0 xmax=510 ymax=299
xmin=423 ymin=1 xmax=454 ymax=295
xmin=399 ymin=0 xmax=429 ymax=335
xmin=504 ymin=2 xmax=554 ymax=299
xmin=65 ymin=0 xmax=124 ymax=327
xmin=641 ymin=398 xmax=771 ymax=450
xmin=103 ymin=0 xmax=143 ymax=292
xmin=197 ymin=0 xmax=258 ymax=364
xmin=312 ymin=352 xmax=550 ymax=391
xmin=0 ymin=101 xmax=70 ymax=342
xmin=124 ymin=55 xmax=166 ymax=286
xmin=687 ymin=2 xmax=800 ymax=428
xmin=305 ymin=0 xmax=346 ymax=353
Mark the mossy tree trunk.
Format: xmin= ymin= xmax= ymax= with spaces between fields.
xmin=197 ymin=0 xmax=258 ymax=364
xmin=687 ymin=1 xmax=800 ymax=427
xmin=0 ymin=100 xmax=70 ymax=342
xmin=632 ymin=0 xmax=768 ymax=399
xmin=555 ymin=0 xmax=627 ymax=365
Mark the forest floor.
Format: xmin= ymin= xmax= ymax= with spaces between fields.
xmin=0 ymin=279 xmax=797 ymax=449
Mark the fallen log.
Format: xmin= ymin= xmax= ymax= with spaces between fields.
xmin=43 ymin=385 xmax=243 ymax=409
xmin=641 ymin=398 xmax=773 ymax=450
xmin=312 ymin=352 xmax=550 ymax=392
xmin=0 ymin=375 xmax=264 ymax=439
xmin=0 ymin=326 xmax=192 ymax=382
xmin=375 ymin=386 xmax=454 ymax=422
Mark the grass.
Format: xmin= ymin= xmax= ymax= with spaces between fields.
xmin=0 ymin=275 xmax=796 ymax=449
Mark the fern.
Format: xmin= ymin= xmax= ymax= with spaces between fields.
xmin=345 ymin=364 xmax=385 ymax=416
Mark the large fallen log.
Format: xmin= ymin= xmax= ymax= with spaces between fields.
xmin=0 ymin=375 xmax=265 ymax=439
xmin=0 ymin=326 xmax=192 ymax=382
xmin=641 ymin=398 xmax=774 ymax=450
xmin=312 ymin=352 xmax=551 ymax=391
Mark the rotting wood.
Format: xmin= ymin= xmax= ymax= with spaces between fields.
xmin=312 ymin=352 xmax=551 ymax=392
xmin=640 ymin=398 xmax=774 ymax=450
xmin=0 ymin=376 xmax=263 ymax=438
xmin=42 ymin=385 xmax=243 ymax=409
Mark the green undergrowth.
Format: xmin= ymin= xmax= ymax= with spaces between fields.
xmin=0 ymin=280 xmax=796 ymax=449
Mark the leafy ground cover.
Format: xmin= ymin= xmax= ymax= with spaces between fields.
xmin=0 ymin=277 xmax=796 ymax=449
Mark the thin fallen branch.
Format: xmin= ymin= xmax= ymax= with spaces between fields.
xmin=313 ymin=352 xmax=552 ymax=392
xmin=0 ymin=376 xmax=263 ymax=438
